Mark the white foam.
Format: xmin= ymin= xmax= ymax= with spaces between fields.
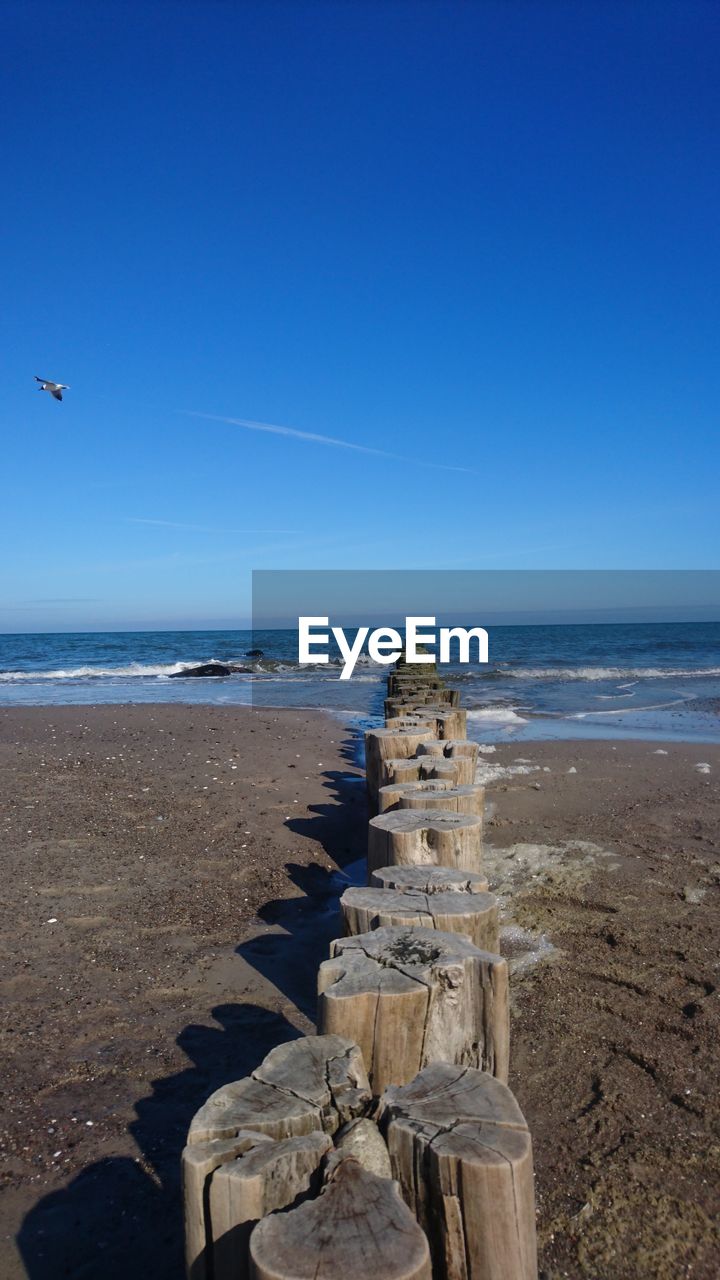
xmin=500 ymin=924 xmax=555 ymax=976
xmin=505 ymin=666 xmax=720 ymax=681
xmin=695 ymin=763 xmax=711 ymax=774
xmin=0 ymin=660 xmax=205 ymax=681
xmin=466 ymin=707 xmax=529 ymax=726
xmin=570 ymin=697 xmax=689 ymax=719
xmin=474 ymin=760 xmax=540 ymax=785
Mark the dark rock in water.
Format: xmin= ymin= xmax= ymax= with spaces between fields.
xmin=245 ymin=648 xmax=264 ymax=658
xmin=169 ymin=662 xmax=233 ymax=679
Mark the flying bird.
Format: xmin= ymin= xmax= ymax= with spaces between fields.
xmin=35 ymin=376 xmax=69 ymax=402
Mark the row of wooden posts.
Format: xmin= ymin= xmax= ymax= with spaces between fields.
xmin=182 ymin=655 xmax=538 ymax=1278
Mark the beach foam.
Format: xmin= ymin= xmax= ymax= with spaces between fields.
xmin=466 ymin=706 xmax=529 ymax=725
xmin=504 ymin=666 xmax=720 ymax=681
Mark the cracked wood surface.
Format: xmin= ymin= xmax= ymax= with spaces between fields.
xmin=317 ymin=926 xmax=509 ymax=1093
xmin=379 ymin=780 xmax=485 ymax=817
xmin=210 ymin=1131 xmax=331 ymax=1280
xmin=369 ymin=864 xmax=489 ymax=894
xmin=340 ymin=885 xmax=499 ymax=952
xmin=364 ymin=729 xmax=439 ymax=812
xmin=367 ymin=809 xmax=484 ymax=877
xmin=378 ymin=1063 xmax=537 ymax=1280
xmin=183 ymin=1037 xmax=371 ymax=1276
xmin=248 ymin=1155 xmax=432 ymax=1280
xmin=380 ymin=755 xmax=463 ymax=788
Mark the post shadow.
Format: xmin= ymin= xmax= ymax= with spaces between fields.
xmin=18 ymin=727 xmax=366 ymax=1279
xmin=235 ymin=739 xmax=368 ymax=1018
xmin=16 ymin=1004 xmax=301 ymax=1280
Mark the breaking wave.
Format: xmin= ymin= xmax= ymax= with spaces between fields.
xmin=0 ymin=661 xmax=198 ymax=681
xmin=500 ymin=666 xmax=720 ymax=681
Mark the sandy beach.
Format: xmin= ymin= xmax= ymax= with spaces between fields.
xmin=1 ymin=705 xmax=719 ymax=1279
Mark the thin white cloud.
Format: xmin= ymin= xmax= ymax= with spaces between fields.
xmin=126 ymin=518 xmax=297 ymax=533
xmin=181 ymin=411 xmax=477 ymax=475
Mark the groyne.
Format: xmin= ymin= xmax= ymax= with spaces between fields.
xmin=182 ymin=656 xmax=538 ymax=1278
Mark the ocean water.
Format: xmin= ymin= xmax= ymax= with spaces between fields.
xmin=0 ymin=622 xmax=719 ymax=743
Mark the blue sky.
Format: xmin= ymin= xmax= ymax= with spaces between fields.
xmin=2 ymin=0 xmax=719 ymax=631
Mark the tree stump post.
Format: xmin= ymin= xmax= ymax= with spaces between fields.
xmin=317 ymin=926 xmax=509 ymax=1093
xmin=248 ymin=1155 xmax=432 ymax=1279
xmin=367 ymin=810 xmax=483 ymax=878
xmin=377 ymin=778 xmax=456 ymax=814
xmin=183 ymin=1036 xmax=371 ymax=1277
xmin=340 ymin=885 xmax=499 ymax=952
xmin=370 ymin=864 xmax=489 ymax=894
xmin=381 ymin=780 xmax=484 ymax=818
xmin=210 ymin=1131 xmax=332 ymax=1280
xmin=365 ymin=729 xmax=437 ymax=813
xmin=378 ymin=1063 xmax=538 ymax=1280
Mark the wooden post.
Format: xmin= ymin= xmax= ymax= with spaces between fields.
xmin=385 ymin=689 xmax=459 ymax=717
xmin=367 ymin=809 xmax=483 ymax=878
xmin=381 ymin=755 xmax=462 ymax=790
xmin=187 ymin=1034 xmax=371 ymax=1144
xmin=378 ymin=1063 xmax=538 ymax=1280
xmin=369 ymin=864 xmax=489 ymax=894
xmin=377 ymin=778 xmax=456 ymax=814
xmin=183 ymin=1133 xmax=273 ymax=1280
xmin=416 ymin=738 xmax=479 ymax=785
xmin=210 ymin=1132 xmax=331 ymax=1280
xmin=248 ymin=1155 xmax=432 ymax=1279
xmin=418 ymin=757 xmax=459 ymax=784
xmin=365 ymin=729 xmax=437 ymax=812
xmin=184 ymin=1037 xmax=371 ymax=1278
xmin=380 ymin=757 xmax=425 ymax=787
xmin=404 ymin=706 xmax=467 ymax=739
xmin=340 ymin=885 xmax=500 ymax=952
xmin=384 ymin=715 xmax=436 ymax=732
xmin=380 ymin=780 xmax=484 ymax=817
xmin=317 ymin=926 xmax=509 ymax=1093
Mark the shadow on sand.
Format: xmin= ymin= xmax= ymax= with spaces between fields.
xmin=17 ymin=728 xmax=367 ymax=1280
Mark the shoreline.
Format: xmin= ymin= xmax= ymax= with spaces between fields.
xmin=1 ymin=706 xmax=718 ymax=1277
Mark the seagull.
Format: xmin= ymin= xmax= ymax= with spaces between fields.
xmin=35 ymin=376 xmax=69 ymax=402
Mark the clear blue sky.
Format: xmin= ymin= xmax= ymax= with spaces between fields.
xmin=2 ymin=0 xmax=719 ymax=631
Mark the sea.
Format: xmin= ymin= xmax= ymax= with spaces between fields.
xmin=1 ymin=622 xmax=719 ymax=743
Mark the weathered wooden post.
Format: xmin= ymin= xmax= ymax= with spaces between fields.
xmin=183 ymin=1036 xmax=371 ymax=1278
xmin=384 ymin=715 xmax=437 ymax=732
xmin=340 ymin=884 xmax=499 ymax=951
xmin=378 ymin=1063 xmax=538 ymax=1280
xmin=377 ymin=777 xmax=457 ymax=813
xmin=368 ymin=809 xmax=483 ymax=877
xmin=248 ymin=1155 xmax=432 ymax=1279
xmin=317 ymin=926 xmax=509 ymax=1093
xmin=210 ymin=1132 xmax=331 ymax=1280
xmin=379 ymin=756 xmax=462 ymax=789
xmin=364 ymin=728 xmax=437 ymax=812
xmin=416 ymin=738 xmax=480 ymax=784
xmin=399 ymin=706 xmax=467 ymax=739
xmin=380 ymin=779 xmax=484 ymax=817
xmin=369 ymin=864 xmax=489 ymax=893
xmin=419 ymin=756 xmax=460 ymax=783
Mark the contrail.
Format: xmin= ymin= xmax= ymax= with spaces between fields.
xmin=126 ymin=518 xmax=298 ymax=533
xmin=181 ymin=411 xmax=477 ymax=475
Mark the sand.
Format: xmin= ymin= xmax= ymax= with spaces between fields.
xmin=0 ymin=706 xmax=718 ymax=1279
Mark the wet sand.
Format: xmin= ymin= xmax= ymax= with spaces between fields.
xmin=1 ymin=706 xmax=718 ymax=1278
